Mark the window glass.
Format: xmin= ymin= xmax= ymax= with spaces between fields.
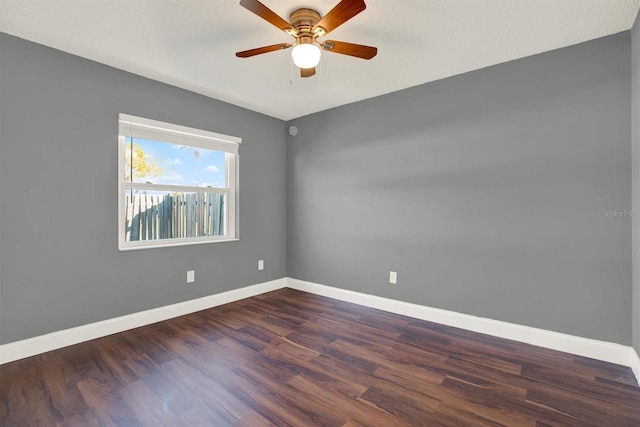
xmin=118 ymin=114 xmax=239 ymax=250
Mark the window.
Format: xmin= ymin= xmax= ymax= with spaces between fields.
xmin=118 ymin=114 xmax=240 ymax=250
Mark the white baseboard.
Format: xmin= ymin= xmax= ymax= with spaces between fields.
xmin=2 ymin=276 xmax=637 ymax=385
xmin=0 ymin=278 xmax=287 ymax=365
xmin=287 ymin=278 xmax=637 ymax=379
xmin=631 ymin=348 xmax=640 ymax=382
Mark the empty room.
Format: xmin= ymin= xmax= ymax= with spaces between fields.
xmin=2 ymin=0 xmax=640 ymax=425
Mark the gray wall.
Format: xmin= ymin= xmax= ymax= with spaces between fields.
xmin=0 ymin=29 xmax=634 ymax=348
xmin=0 ymin=33 xmax=287 ymax=344
xmin=287 ymin=33 xmax=632 ymax=344
xmin=633 ymin=17 xmax=640 ymax=355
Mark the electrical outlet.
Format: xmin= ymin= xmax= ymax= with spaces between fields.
xmin=258 ymin=260 xmax=264 ymax=271
xmin=187 ymin=270 xmax=195 ymax=283
xmin=389 ymin=271 xmax=397 ymax=285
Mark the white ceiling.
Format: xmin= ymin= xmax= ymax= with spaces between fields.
xmin=1 ymin=1 xmax=639 ymax=120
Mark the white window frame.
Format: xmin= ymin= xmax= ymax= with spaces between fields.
xmin=118 ymin=114 xmax=240 ymax=251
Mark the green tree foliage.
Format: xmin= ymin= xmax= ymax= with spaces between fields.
xmin=124 ymin=140 xmax=163 ymax=182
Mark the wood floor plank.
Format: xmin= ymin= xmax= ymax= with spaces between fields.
xmin=1 ymin=288 xmax=639 ymax=426
xmin=520 ymin=361 xmax=640 ymax=408
xmin=40 ymin=352 xmax=90 ymax=420
xmin=76 ymin=377 xmax=140 ymax=426
xmin=117 ymin=380 xmax=182 ymax=426
xmin=162 ymin=358 xmax=255 ymax=425
xmin=123 ymin=353 xmax=196 ymax=417
xmin=5 ymin=366 xmax=64 ymax=426
xmin=234 ymin=410 xmax=275 ymax=427
xmin=55 ymin=408 xmax=107 ymax=427
xmin=440 ymin=375 xmax=547 ymax=426
xmin=287 ymin=375 xmax=411 ymax=427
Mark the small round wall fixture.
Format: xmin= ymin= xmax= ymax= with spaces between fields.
xmin=289 ymin=125 xmax=299 ymax=136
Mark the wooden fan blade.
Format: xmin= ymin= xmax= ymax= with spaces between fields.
xmin=300 ymin=67 xmax=316 ymax=78
xmin=236 ymin=43 xmax=292 ymax=58
xmin=321 ymin=40 xmax=377 ymax=59
xmin=313 ymin=0 xmax=366 ymax=35
xmin=239 ymin=0 xmax=296 ymax=35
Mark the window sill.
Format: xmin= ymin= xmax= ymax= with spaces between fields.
xmin=119 ymin=238 xmax=239 ymax=251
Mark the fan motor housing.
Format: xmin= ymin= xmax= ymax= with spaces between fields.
xmin=289 ymin=8 xmax=324 ymax=37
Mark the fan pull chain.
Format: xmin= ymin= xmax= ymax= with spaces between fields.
xmin=289 ymin=56 xmax=294 ymax=86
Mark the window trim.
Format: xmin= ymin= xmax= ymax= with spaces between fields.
xmin=118 ymin=114 xmax=240 ymax=251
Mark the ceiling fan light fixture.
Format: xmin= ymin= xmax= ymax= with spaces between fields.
xmin=291 ymin=43 xmax=321 ymax=69
xmin=236 ymin=0 xmax=376 ymax=78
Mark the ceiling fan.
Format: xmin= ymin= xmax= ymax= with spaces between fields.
xmin=235 ymin=0 xmax=377 ymax=78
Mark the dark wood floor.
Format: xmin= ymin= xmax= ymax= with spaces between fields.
xmin=1 ymin=289 xmax=639 ymax=426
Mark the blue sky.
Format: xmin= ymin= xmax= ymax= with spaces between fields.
xmin=130 ymin=137 xmax=226 ymax=187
